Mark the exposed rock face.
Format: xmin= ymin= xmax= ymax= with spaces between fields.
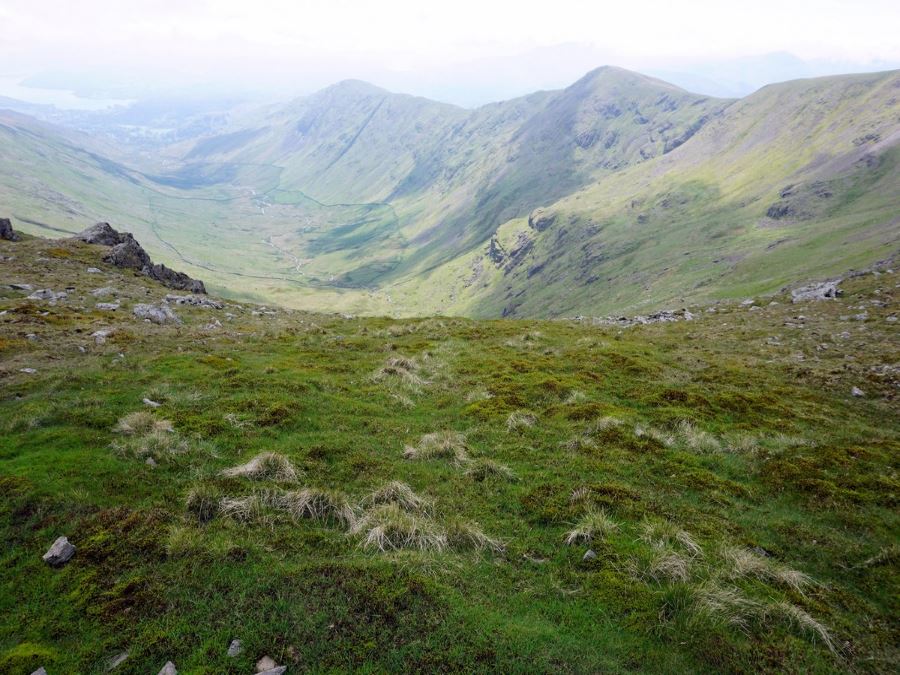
xmin=133 ymin=303 xmax=182 ymax=325
xmin=74 ymin=223 xmax=206 ymax=294
xmin=487 ymin=235 xmax=506 ymax=265
xmin=76 ymin=222 xmax=128 ymax=246
xmin=791 ymin=280 xmax=842 ymax=303
xmin=42 ymin=536 xmax=76 ymax=566
xmin=0 ymin=217 xmax=20 ymax=241
xmin=574 ymin=308 xmax=695 ymax=328
xmin=527 ymin=208 xmax=556 ymax=232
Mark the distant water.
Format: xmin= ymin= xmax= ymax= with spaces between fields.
xmin=0 ymin=76 xmax=133 ymax=111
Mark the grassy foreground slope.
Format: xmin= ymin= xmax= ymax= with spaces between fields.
xmin=1 ymin=234 xmax=897 ymax=673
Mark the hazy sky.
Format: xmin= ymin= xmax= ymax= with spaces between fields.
xmin=1 ymin=0 xmax=899 ymax=104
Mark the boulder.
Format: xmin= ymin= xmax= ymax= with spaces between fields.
xmin=164 ymin=295 xmax=221 ymax=309
xmin=75 ymin=222 xmax=127 ymax=246
xmin=133 ymin=303 xmax=181 ymax=325
xmin=43 ymin=536 xmax=76 ymax=566
xmin=27 ymin=289 xmax=67 ymax=303
xmin=152 ymin=265 xmax=206 ymax=294
xmin=791 ymin=280 xmax=841 ymax=303
xmin=103 ymin=236 xmax=152 ymax=271
xmin=95 ymin=302 xmax=120 ymax=311
xmin=0 ymin=217 xmax=20 ymax=241
xmin=527 ymin=207 xmax=556 ymax=232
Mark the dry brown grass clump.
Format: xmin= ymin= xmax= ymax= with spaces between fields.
xmin=564 ymin=508 xmax=619 ymax=546
xmin=691 ymin=582 xmax=761 ymax=630
xmin=350 ymin=503 xmax=447 ymax=552
xmin=114 ymin=411 xmax=173 ymax=435
xmin=218 ymin=493 xmax=269 ymax=523
xmin=279 ymin=488 xmax=356 ymax=526
xmin=222 ymin=452 xmax=300 ymax=482
xmin=674 ymin=420 xmax=721 ymax=453
xmin=720 ymin=546 xmax=813 ymax=594
xmin=641 ymin=521 xmax=703 ymax=557
xmin=403 ymin=431 xmax=470 ymax=465
xmin=464 ymin=458 xmax=516 ymax=482
xmin=373 ymin=355 xmax=425 ymax=387
xmin=506 ymin=410 xmax=537 ymax=432
xmin=360 ymin=481 xmax=431 ymax=514
xmin=645 ymin=548 xmax=692 ymax=583
xmin=446 ymin=518 xmax=505 ymax=553
xmin=773 ymin=602 xmax=836 ymax=653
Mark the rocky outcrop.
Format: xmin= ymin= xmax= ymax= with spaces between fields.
xmin=133 ymin=303 xmax=182 ymax=325
xmin=487 ymin=235 xmax=506 ymax=265
xmin=573 ymin=308 xmax=696 ymax=328
xmin=0 ymin=217 xmax=20 ymax=241
xmin=527 ymin=208 xmax=556 ymax=232
xmin=791 ymin=280 xmax=842 ymax=303
xmin=74 ymin=223 xmax=206 ymax=294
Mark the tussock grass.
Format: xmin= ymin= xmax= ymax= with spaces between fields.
xmin=403 ymin=431 xmax=469 ymax=464
xmin=350 ymin=503 xmax=447 ymax=552
xmin=634 ymin=424 xmax=676 ymax=447
xmin=560 ymin=435 xmax=598 ymax=451
xmin=114 ymin=411 xmax=173 ymax=435
xmin=360 ymin=481 xmax=431 ymax=514
xmin=774 ymin=602 xmax=836 ymax=653
xmin=856 ymin=544 xmax=900 ymax=569
xmin=222 ymin=452 xmax=300 ymax=482
xmin=465 ymin=458 xmax=516 ymax=482
xmin=279 ymin=488 xmax=356 ymax=526
xmin=675 ymin=420 xmax=721 ymax=453
xmin=185 ymin=485 xmax=221 ymax=524
xmin=691 ymin=582 xmax=760 ymax=631
xmin=725 ymin=433 xmax=759 ymax=454
xmin=720 ymin=546 xmax=813 ymax=594
xmin=506 ymin=410 xmax=537 ymax=431
xmin=645 ymin=548 xmax=692 ymax=583
xmin=641 ymin=521 xmax=702 ymax=557
xmin=564 ymin=508 xmax=619 ymax=546
xmin=373 ymin=355 xmax=425 ymax=387
xmin=218 ymin=493 xmax=270 ymax=524
xmin=446 ymin=518 xmax=505 ymax=553
xmin=124 ymin=429 xmax=189 ymax=458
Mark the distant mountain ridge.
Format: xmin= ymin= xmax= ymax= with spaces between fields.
xmin=1 ymin=66 xmax=898 ymax=317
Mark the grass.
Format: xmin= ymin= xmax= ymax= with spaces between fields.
xmin=0 ymin=236 xmax=897 ymax=672
xmin=221 ymin=452 xmax=301 ymax=482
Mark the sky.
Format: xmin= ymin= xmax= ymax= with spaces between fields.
xmin=1 ymin=0 xmax=899 ymax=106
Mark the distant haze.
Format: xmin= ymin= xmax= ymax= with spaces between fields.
xmin=1 ymin=0 xmax=899 ymax=107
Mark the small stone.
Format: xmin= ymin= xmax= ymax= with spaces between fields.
xmin=133 ymin=303 xmax=181 ymax=325
xmin=10 ymin=283 xmax=33 ymax=291
xmin=851 ymin=386 xmax=865 ymax=398
xmin=42 ymin=536 xmax=76 ymax=566
xmin=143 ymin=398 xmax=162 ymax=408
xmin=20 ymin=368 xmax=37 ymax=374
xmin=86 ymin=267 xmax=103 ymax=273
xmin=740 ymin=299 xmax=754 ymax=306
xmin=107 ymin=651 xmax=129 ymax=670
xmin=256 ymin=656 xmax=278 ymax=672
xmin=259 ymin=668 xmax=287 ymax=675
xmin=582 ymin=549 xmax=597 ymax=561
xmin=30 ymin=668 xmax=47 ymax=675
xmin=227 ymin=639 xmax=243 ymax=657
xmin=91 ymin=329 xmax=114 ymax=345
xmin=157 ymin=662 xmax=177 ymax=675
xmin=146 ymin=457 xmax=157 ymax=467
xmin=95 ymin=302 xmax=120 ymax=311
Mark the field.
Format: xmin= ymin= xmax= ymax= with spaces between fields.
xmin=1 ymin=235 xmax=897 ymax=673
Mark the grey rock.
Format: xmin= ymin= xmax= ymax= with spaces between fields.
xmin=851 ymin=386 xmax=865 ymax=398
xmin=76 ymin=222 xmax=128 ymax=246
xmin=227 ymin=639 xmax=243 ymax=657
xmin=30 ymin=668 xmax=47 ymax=675
xmin=582 ymin=549 xmax=597 ymax=561
xmin=86 ymin=267 xmax=103 ymax=273
xmin=791 ymin=280 xmax=841 ymax=302
xmin=165 ymin=294 xmax=222 ymax=309
xmin=42 ymin=536 xmax=76 ymax=566
xmin=27 ymin=289 xmax=67 ymax=303
xmin=256 ymin=656 xmax=279 ymax=672
xmin=95 ymin=302 xmax=120 ymax=311
xmin=740 ymin=299 xmax=755 ymax=306
xmin=20 ymin=367 xmax=37 ymax=374
xmin=157 ymin=662 xmax=177 ymax=675
xmin=91 ymin=287 xmax=117 ymax=297
xmin=527 ymin=207 xmax=556 ymax=231
xmin=133 ymin=303 xmax=181 ymax=325
xmin=103 ymin=237 xmax=152 ymax=271
xmin=10 ymin=283 xmax=33 ymax=291
xmin=151 ymin=264 xmax=206 ymax=294
xmin=146 ymin=457 xmax=157 ymax=467
xmin=143 ymin=398 xmax=162 ymax=408
xmin=259 ymin=668 xmax=287 ymax=675
xmin=107 ymin=651 xmax=129 ymax=670
xmin=0 ymin=217 xmax=20 ymax=241
xmin=91 ymin=329 xmax=114 ymax=345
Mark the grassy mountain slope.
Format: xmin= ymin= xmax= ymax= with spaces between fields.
xmin=1 ymin=233 xmax=897 ymax=673
xmin=2 ymin=68 xmax=898 ymax=319
xmin=397 ymin=70 xmax=900 ymax=317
